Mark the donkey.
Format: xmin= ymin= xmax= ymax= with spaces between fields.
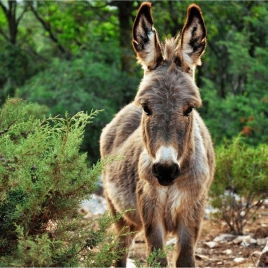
xmin=100 ymin=2 xmax=215 ymax=267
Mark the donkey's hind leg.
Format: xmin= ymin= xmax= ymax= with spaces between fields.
xmin=106 ymin=197 xmax=136 ymax=267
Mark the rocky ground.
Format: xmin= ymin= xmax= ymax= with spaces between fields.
xmin=129 ymin=212 xmax=268 ymax=268
xmin=80 ymin=194 xmax=268 ymax=267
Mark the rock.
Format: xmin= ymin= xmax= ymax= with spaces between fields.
xmin=233 ymin=235 xmax=256 ymax=245
xmin=196 ymin=247 xmax=207 ymax=255
xmin=233 ymin=257 xmax=245 ymax=264
xmin=257 ymin=238 xmax=268 ymax=246
xmin=196 ymin=254 xmax=209 ymax=261
xmin=233 ymin=235 xmax=250 ymax=244
xmin=223 ymin=249 xmax=232 ymax=255
xmin=204 ymin=241 xmax=219 ymax=248
xmin=79 ymin=194 xmax=107 ymax=219
xmin=213 ymin=233 xmax=235 ymax=242
xmin=127 ymin=258 xmax=137 ymax=268
xmin=250 ymin=238 xmax=257 ymax=244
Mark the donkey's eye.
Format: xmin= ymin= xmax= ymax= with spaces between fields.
xmin=183 ymin=107 xmax=193 ymax=117
xmin=142 ymin=105 xmax=152 ymax=116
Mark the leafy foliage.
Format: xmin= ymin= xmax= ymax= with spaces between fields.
xmin=198 ymin=2 xmax=268 ymax=146
xmin=0 ymin=1 xmax=267 ymax=158
xmin=200 ymin=83 xmax=268 ymax=146
xmin=17 ymin=52 xmax=139 ymax=162
xmin=210 ymin=137 xmax=268 ymax=234
xmin=134 ymin=245 xmax=173 ymax=268
xmin=0 ymin=99 xmax=123 ymax=266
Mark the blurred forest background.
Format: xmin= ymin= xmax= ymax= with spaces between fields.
xmin=0 ymin=0 xmax=268 ymax=163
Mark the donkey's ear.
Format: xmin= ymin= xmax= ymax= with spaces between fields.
xmin=179 ymin=4 xmax=207 ymax=72
xmin=132 ymin=2 xmax=163 ymax=70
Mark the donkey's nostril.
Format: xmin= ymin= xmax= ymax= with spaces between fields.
xmin=152 ymin=163 xmax=159 ymax=178
xmin=152 ymin=163 xmax=180 ymax=181
xmin=171 ymin=163 xmax=180 ymax=179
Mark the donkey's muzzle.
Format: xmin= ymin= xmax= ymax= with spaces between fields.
xmin=152 ymin=163 xmax=180 ymax=186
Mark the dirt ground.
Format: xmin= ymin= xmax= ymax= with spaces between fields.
xmin=127 ymin=205 xmax=268 ymax=267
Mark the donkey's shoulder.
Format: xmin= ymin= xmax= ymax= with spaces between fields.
xmin=100 ymin=102 xmax=142 ymax=157
xmin=194 ymin=111 xmax=214 ymax=152
xmin=193 ymin=111 xmax=215 ymax=178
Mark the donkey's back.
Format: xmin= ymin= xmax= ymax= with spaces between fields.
xmin=100 ymin=102 xmax=141 ymax=157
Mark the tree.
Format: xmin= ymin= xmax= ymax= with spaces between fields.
xmin=110 ymin=1 xmax=137 ymax=72
xmin=0 ymin=0 xmax=29 ymax=45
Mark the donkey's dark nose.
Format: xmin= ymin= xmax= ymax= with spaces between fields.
xmin=152 ymin=163 xmax=180 ymax=186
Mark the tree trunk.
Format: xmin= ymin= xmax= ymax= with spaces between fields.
xmin=7 ymin=1 xmax=17 ymax=44
xmin=114 ymin=1 xmax=136 ymax=73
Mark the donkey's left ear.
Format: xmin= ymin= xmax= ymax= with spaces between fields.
xmin=179 ymin=4 xmax=207 ymax=73
xmin=132 ymin=2 xmax=163 ymax=70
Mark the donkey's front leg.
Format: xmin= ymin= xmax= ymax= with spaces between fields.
xmin=144 ymin=221 xmax=168 ymax=267
xmin=175 ymin=208 xmax=204 ymax=268
xmin=138 ymin=189 xmax=167 ymax=267
xmin=175 ymin=224 xmax=197 ymax=267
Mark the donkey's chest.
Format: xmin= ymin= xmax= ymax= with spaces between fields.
xmin=156 ymin=186 xmax=190 ymax=230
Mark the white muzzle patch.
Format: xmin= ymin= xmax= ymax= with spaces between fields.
xmin=155 ymin=145 xmax=179 ymax=164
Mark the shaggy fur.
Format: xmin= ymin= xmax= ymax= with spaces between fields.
xmin=100 ymin=2 xmax=215 ymax=267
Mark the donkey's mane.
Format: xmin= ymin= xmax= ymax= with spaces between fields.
xmin=135 ymin=69 xmax=202 ymax=109
xmin=162 ymin=37 xmax=179 ymax=62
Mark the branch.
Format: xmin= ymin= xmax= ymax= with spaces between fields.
xmin=30 ymin=4 xmax=51 ymax=33
xmin=16 ymin=3 xmax=29 ymax=26
xmin=30 ymin=4 xmax=71 ymax=59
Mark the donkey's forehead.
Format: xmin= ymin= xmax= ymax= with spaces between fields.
xmin=135 ymin=67 xmax=201 ymax=107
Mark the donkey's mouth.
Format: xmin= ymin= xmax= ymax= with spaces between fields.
xmin=157 ymin=178 xmax=175 ymax=187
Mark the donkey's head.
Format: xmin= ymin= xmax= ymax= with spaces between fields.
xmin=133 ymin=2 xmax=206 ymax=186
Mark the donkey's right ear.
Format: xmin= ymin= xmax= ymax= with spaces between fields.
xmin=179 ymin=4 xmax=207 ymax=74
xmin=132 ymin=2 xmax=163 ymax=70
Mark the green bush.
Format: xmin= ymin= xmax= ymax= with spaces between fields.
xmin=210 ymin=137 xmax=268 ymax=234
xmin=0 ymin=99 xmax=123 ymax=266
